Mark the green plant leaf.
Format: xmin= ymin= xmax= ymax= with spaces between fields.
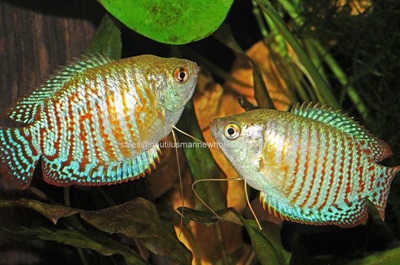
xmin=242 ymin=219 xmax=291 ymax=265
xmin=180 ymin=205 xmax=291 ymax=264
xmin=346 ymin=246 xmax=400 ymax=265
xmin=85 ymin=14 xmax=122 ymax=59
xmin=0 ymin=227 xmax=148 ymax=265
xmin=178 ymin=207 xmax=242 ymax=227
xmin=97 ymin=0 xmax=234 ymax=44
xmin=253 ymin=0 xmax=339 ymax=108
xmin=213 ymin=24 xmax=275 ymax=109
xmin=176 ymin=100 xmax=227 ymax=211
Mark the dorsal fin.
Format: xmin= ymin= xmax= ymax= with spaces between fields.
xmin=1 ymin=54 xmax=113 ymax=124
xmin=291 ymin=102 xmax=393 ymax=162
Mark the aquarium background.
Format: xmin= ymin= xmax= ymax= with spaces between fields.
xmin=1 ymin=0 xmax=400 ymax=264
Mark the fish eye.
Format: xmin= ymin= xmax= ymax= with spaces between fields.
xmin=173 ymin=67 xmax=189 ymax=83
xmin=224 ymin=123 xmax=241 ymax=140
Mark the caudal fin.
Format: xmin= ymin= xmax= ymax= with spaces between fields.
xmin=0 ymin=127 xmax=40 ymax=189
xmin=369 ymin=165 xmax=400 ymax=221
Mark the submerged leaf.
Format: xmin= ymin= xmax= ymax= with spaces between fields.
xmin=178 ymin=206 xmax=242 ymax=227
xmin=346 ymin=246 xmax=400 ymax=265
xmin=213 ymin=24 xmax=277 ymax=109
xmin=253 ymin=0 xmax=339 ymax=108
xmin=0 ymin=198 xmax=77 ymax=224
xmin=242 ymin=219 xmax=291 ymax=265
xmin=177 ymin=99 xmax=227 ymax=211
xmin=84 ymin=14 xmax=121 ymax=59
xmin=238 ymin=96 xmax=259 ymax=111
xmin=0 ymin=227 xmax=148 ymax=265
xmin=0 ymin=197 xmax=191 ymax=264
xmin=180 ymin=205 xmax=291 ymax=264
xmin=224 ymin=40 xmax=295 ymax=111
xmin=98 ymin=0 xmax=234 ymax=44
xmin=80 ymin=198 xmax=192 ymax=264
xmin=192 ymin=71 xmax=247 ymax=215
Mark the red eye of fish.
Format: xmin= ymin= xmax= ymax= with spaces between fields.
xmin=173 ymin=67 xmax=189 ymax=83
xmin=224 ymin=123 xmax=241 ymax=140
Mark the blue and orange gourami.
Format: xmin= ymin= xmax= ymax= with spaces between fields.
xmin=0 ymin=54 xmax=198 ymax=189
xmin=210 ymin=103 xmax=400 ymax=227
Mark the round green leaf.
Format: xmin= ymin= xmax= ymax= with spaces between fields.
xmin=98 ymin=0 xmax=234 ymax=44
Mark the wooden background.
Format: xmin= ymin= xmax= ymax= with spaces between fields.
xmin=0 ymin=1 xmax=103 ymax=264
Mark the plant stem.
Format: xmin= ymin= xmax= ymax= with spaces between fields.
xmin=254 ymin=0 xmax=339 ymax=108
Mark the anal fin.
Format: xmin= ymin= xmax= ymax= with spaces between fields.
xmin=42 ymin=144 xmax=161 ymax=186
xmin=260 ymin=191 xmax=369 ymax=228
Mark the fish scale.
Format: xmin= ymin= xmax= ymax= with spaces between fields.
xmin=0 ymin=54 xmax=198 ymax=189
xmin=265 ymin=112 xmax=377 ymax=224
xmin=210 ymin=103 xmax=400 ymax=227
xmin=43 ymin=64 xmax=154 ymax=163
xmin=288 ymin=125 xmax=344 ymax=208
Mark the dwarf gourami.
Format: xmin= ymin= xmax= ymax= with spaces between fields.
xmin=210 ymin=103 xmax=400 ymax=227
xmin=0 ymin=54 xmax=198 ymax=189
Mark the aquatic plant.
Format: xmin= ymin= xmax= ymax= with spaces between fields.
xmin=1 ymin=0 xmax=400 ymax=264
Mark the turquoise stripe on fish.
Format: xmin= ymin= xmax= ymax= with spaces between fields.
xmin=0 ymin=54 xmax=198 ymax=189
xmin=210 ymin=103 xmax=400 ymax=227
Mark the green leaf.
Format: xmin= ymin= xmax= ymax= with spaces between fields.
xmin=176 ymin=100 xmax=227 ymax=211
xmin=252 ymin=62 xmax=276 ymax=109
xmin=346 ymin=247 xmax=400 ymax=265
xmin=253 ymin=0 xmax=339 ymax=108
xmin=242 ymin=219 xmax=291 ymax=265
xmin=238 ymin=96 xmax=259 ymax=112
xmin=97 ymin=0 xmax=234 ymax=44
xmin=178 ymin=207 xmax=242 ymax=227
xmin=180 ymin=205 xmax=291 ymax=265
xmin=85 ymin=14 xmax=122 ymax=59
xmin=213 ymin=24 xmax=275 ymax=109
xmin=0 ymin=227 xmax=148 ymax=265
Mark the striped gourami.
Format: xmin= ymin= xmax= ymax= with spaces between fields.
xmin=210 ymin=103 xmax=400 ymax=227
xmin=0 ymin=54 xmax=198 ymax=189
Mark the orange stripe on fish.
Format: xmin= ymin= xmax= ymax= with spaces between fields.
xmin=0 ymin=54 xmax=198 ymax=189
xmin=300 ymin=128 xmax=318 ymax=209
xmin=210 ymin=103 xmax=400 ymax=227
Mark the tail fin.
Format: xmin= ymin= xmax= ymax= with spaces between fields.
xmin=0 ymin=126 xmax=40 ymax=189
xmin=369 ymin=165 xmax=400 ymax=221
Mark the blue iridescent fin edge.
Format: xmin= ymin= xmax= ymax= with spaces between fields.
xmin=41 ymin=144 xmax=161 ymax=187
xmin=291 ymin=102 xmax=392 ymax=162
xmin=0 ymin=126 xmax=40 ymax=189
xmin=260 ymin=192 xmax=369 ymax=228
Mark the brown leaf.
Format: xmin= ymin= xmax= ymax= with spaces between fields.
xmin=0 ymin=197 xmax=192 ymax=264
xmin=80 ymin=197 xmax=192 ymax=264
xmin=337 ymin=0 xmax=372 ymax=15
xmin=187 ymin=41 xmax=294 ymax=263
xmin=145 ymin=134 xmax=186 ymax=199
xmin=0 ymin=198 xmax=77 ymax=224
xmin=193 ymin=71 xmax=247 ymax=213
xmin=224 ymin=40 xmax=294 ymax=111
